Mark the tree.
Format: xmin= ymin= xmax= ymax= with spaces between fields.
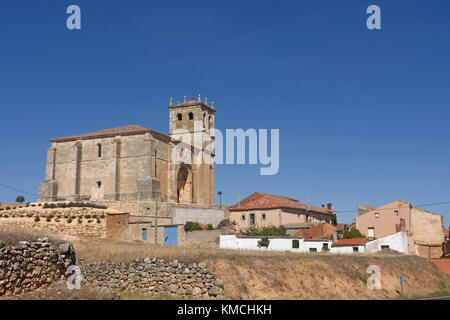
xmin=15 ymin=196 xmax=25 ymax=204
xmin=342 ymin=228 xmax=364 ymax=239
xmin=330 ymin=214 xmax=337 ymax=226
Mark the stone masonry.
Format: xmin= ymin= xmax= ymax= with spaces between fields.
xmin=38 ymin=96 xmax=216 ymax=207
xmin=79 ymin=258 xmax=225 ymax=299
xmin=0 ymin=238 xmax=76 ymax=296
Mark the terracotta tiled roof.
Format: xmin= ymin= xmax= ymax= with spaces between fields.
xmin=50 ymin=125 xmax=170 ymax=142
xmin=294 ymin=223 xmax=336 ymax=240
xmin=332 ymin=238 xmax=367 ymax=246
xmin=229 ymin=192 xmax=334 ymax=215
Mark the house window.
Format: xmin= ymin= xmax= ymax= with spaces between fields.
xmin=394 ymin=210 xmax=398 ymax=216
xmin=250 ymin=214 xmax=255 ymax=225
xmin=368 ymin=227 xmax=375 ymax=237
xmin=241 ymin=215 xmax=245 ymax=221
xmin=97 ymin=181 xmax=102 ymax=188
xmin=177 ymin=113 xmax=182 ymax=121
xmin=309 ymin=248 xmax=317 ymax=253
xmin=97 ymin=144 xmax=102 ymax=158
xmin=188 ymin=112 xmax=193 ymax=120
xmin=381 ymin=245 xmax=389 ymax=250
xmin=375 ymin=212 xmax=379 ymax=218
xmin=142 ymin=228 xmax=147 ymax=241
xmin=353 ymin=246 xmax=359 ymax=252
xmin=262 ymin=213 xmax=266 ymax=220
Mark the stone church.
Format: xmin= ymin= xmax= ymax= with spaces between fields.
xmin=38 ymin=96 xmax=216 ymax=207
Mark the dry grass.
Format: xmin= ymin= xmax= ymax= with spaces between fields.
xmin=0 ymin=228 xmax=62 ymax=246
xmin=73 ymin=239 xmax=407 ymax=263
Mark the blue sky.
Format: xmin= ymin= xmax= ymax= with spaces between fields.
xmin=1 ymin=1 xmax=450 ymax=225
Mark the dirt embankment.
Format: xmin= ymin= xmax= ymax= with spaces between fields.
xmin=206 ymin=252 xmax=449 ymax=300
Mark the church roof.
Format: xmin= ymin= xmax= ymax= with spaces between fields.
xmin=50 ymin=125 xmax=169 ymax=142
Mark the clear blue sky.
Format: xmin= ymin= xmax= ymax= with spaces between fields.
xmin=1 ymin=1 xmax=450 ymax=225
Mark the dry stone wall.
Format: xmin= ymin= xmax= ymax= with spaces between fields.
xmin=79 ymin=258 xmax=226 ymax=299
xmin=0 ymin=206 xmax=110 ymax=218
xmin=0 ymin=218 xmax=106 ymax=239
xmin=0 ymin=238 xmax=76 ymax=296
xmin=0 ymin=207 xmax=109 ymax=239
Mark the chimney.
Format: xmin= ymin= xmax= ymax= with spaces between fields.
xmin=327 ymin=203 xmax=332 ymax=211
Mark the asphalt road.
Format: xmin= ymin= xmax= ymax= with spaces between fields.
xmin=416 ymin=296 xmax=450 ymax=300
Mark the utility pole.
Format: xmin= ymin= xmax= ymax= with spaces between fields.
xmin=217 ymin=191 xmax=223 ymax=207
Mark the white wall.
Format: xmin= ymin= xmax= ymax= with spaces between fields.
xmin=331 ymin=245 xmax=365 ymax=254
xmin=220 ymin=232 xmax=409 ymax=255
xmin=220 ymin=235 xmax=332 ymax=253
xmin=365 ymin=231 xmax=408 ymax=254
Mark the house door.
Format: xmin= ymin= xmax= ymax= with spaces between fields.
xmin=164 ymin=226 xmax=178 ymax=246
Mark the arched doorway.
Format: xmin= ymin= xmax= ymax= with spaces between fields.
xmin=177 ymin=166 xmax=192 ymax=203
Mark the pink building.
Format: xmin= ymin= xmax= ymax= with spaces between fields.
xmin=355 ymin=200 xmax=445 ymax=258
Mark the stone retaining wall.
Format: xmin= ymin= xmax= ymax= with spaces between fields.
xmin=79 ymin=258 xmax=225 ymax=299
xmin=0 ymin=238 xmax=76 ymax=296
xmin=0 ymin=206 xmax=110 ymax=218
xmin=0 ymin=217 xmax=106 ymax=239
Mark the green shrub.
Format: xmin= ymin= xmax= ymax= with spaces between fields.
xmin=257 ymin=237 xmax=270 ymax=247
xmin=184 ymin=221 xmax=203 ymax=232
xmin=96 ymin=219 xmax=101 ymax=224
xmin=34 ymin=216 xmax=40 ymax=222
xmin=0 ymin=208 xmax=3 ymax=211
xmin=343 ymin=228 xmax=364 ymax=239
xmin=67 ymin=218 xmax=73 ymax=224
xmin=27 ymin=214 xmax=33 ymax=218
xmin=46 ymin=217 xmax=51 ymax=222
xmin=64 ymin=216 xmax=68 ymax=219
xmin=85 ymin=215 xmax=92 ymax=219
xmin=78 ymin=219 xmax=82 ymax=224
xmin=88 ymin=219 xmax=93 ymax=223
xmin=5 ymin=207 xmax=10 ymax=210
xmin=4 ymin=215 xmax=8 ymax=218
xmin=244 ymin=225 xmax=287 ymax=237
xmin=92 ymin=214 xmax=97 ymax=219
xmin=31 ymin=204 xmax=35 ymax=207
xmin=38 ymin=203 xmax=41 ymax=206
xmin=100 ymin=214 xmax=105 ymax=219
xmin=292 ymin=239 xmax=299 ymax=249
xmin=207 ymin=224 xmax=213 ymax=230
xmin=322 ymin=243 xmax=330 ymax=252
xmin=49 ymin=214 xmax=54 ymax=219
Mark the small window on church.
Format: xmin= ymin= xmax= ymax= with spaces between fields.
xmin=188 ymin=112 xmax=193 ymax=120
xmin=177 ymin=113 xmax=182 ymax=121
xmin=97 ymin=181 xmax=102 ymax=188
xmin=97 ymin=144 xmax=102 ymax=158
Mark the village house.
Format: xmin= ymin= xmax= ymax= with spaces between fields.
xmin=228 ymin=192 xmax=336 ymax=230
xmin=294 ymin=222 xmax=336 ymax=240
xmin=355 ymin=200 xmax=446 ymax=258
